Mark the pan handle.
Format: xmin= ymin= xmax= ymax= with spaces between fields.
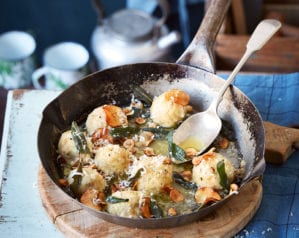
xmin=176 ymin=0 xmax=231 ymax=73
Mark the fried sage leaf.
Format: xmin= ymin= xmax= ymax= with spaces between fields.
xmin=150 ymin=199 xmax=163 ymax=218
xmin=128 ymin=168 xmax=144 ymax=186
xmin=131 ymin=84 xmax=153 ymax=105
xmin=110 ymin=126 xmax=139 ymax=138
xmin=69 ymin=162 xmax=83 ymax=197
xmin=173 ymin=172 xmax=197 ymax=191
xmin=217 ymin=160 xmax=229 ymax=192
xmin=167 ymin=131 xmax=188 ymax=163
xmin=106 ymin=196 xmax=129 ymax=204
xmin=128 ymin=108 xmax=147 ymax=119
xmin=71 ymin=121 xmax=90 ymax=154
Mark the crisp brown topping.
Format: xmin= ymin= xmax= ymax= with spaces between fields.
xmin=135 ymin=117 xmax=146 ymax=125
xmin=143 ymin=147 xmax=156 ymax=156
xmin=170 ymin=188 xmax=184 ymax=202
xmin=194 ymin=187 xmax=221 ymax=205
xmin=168 ymin=207 xmax=177 ymax=216
xmin=140 ymin=197 xmax=151 ymax=218
xmin=181 ymin=170 xmax=192 ymax=181
xmin=164 ymin=89 xmax=190 ymax=106
xmin=80 ymin=188 xmax=106 ymax=211
xmin=185 ymin=147 xmax=198 ymax=158
xmin=163 ymin=157 xmax=172 ymax=165
xmin=58 ymin=178 xmax=68 ymax=187
xmin=219 ymin=137 xmax=229 ymax=149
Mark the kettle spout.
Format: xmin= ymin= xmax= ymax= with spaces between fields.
xmin=157 ymin=31 xmax=181 ymax=49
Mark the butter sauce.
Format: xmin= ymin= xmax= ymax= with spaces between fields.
xmin=178 ymin=136 xmax=205 ymax=151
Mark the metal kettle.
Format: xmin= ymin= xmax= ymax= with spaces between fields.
xmin=90 ymin=0 xmax=180 ymax=69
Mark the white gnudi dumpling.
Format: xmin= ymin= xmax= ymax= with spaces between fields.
xmin=58 ymin=130 xmax=79 ymax=162
xmin=130 ymin=155 xmax=173 ymax=195
xmin=192 ymin=150 xmax=235 ymax=190
xmin=58 ymin=130 xmax=93 ymax=164
xmin=94 ymin=144 xmax=129 ymax=175
xmin=67 ymin=167 xmax=106 ymax=195
xmin=150 ymin=89 xmax=191 ymax=127
xmin=86 ymin=106 xmax=107 ymax=135
xmin=86 ymin=105 xmax=128 ymax=135
xmin=107 ymin=190 xmax=142 ymax=218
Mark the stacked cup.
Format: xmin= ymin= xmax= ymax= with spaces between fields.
xmin=32 ymin=42 xmax=89 ymax=90
xmin=0 ymin=31 xmax=36 ymax=89
xmin=0 ymin=31 xmax=90 ymax=90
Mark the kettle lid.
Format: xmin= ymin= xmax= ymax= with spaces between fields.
xmin=107 ymin=9 xmax=154 ymax=42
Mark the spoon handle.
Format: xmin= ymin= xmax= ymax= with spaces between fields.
xmin=212 ymin=19 xmax=282 ymax=109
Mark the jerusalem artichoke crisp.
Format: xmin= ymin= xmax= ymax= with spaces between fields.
xmin=56 ymin=86 xmax=245 ymax=219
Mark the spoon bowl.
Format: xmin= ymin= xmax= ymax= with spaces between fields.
xmin=173 ymin=100 xmax=221 ymax=151
xmin=173 ymin=19 xmax=282 ymax=161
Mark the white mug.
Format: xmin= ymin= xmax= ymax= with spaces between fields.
xmin=32 ymin=42 xmax=89 ymax=90
xmin=0 ymin=31 xmax=36 ymax=89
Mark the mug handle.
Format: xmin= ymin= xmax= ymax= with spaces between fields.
xmin=32 ymin=67 xmax=49 ymax=89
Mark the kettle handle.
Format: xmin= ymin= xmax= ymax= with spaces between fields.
xmin=91 ymin=0 xmax=105 ymax=25
xmin=153 ymin=0 xmax=170 ymax=39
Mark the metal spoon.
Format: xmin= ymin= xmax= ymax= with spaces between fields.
xmin=173 ymin=19 xmax=281 ymax=160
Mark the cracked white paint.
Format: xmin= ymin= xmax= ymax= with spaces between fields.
xmin=0 ymin=90 xmax=64 ymax=237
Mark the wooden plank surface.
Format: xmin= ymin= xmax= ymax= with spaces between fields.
xmin=38 ymin=167 xmax=262 ymax=238
xmin=215 ymin=34 xmax=299 ymax=72
xmin=264 ymin=121 xmax=299 ymax=164
xmin=231 ymin=0 xmax=247 ymax=34
xmin=0 ymin=90 xmax=64 ymax=237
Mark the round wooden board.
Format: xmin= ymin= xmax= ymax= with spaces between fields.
xmin=38 ymin=167 xmax=262 ymax=238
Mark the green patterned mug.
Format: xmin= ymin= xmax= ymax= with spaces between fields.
xmin=0 ymin=31 xmax=36 ymax=89
xmin=32 ymin=42 xmax=89 ymax=90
